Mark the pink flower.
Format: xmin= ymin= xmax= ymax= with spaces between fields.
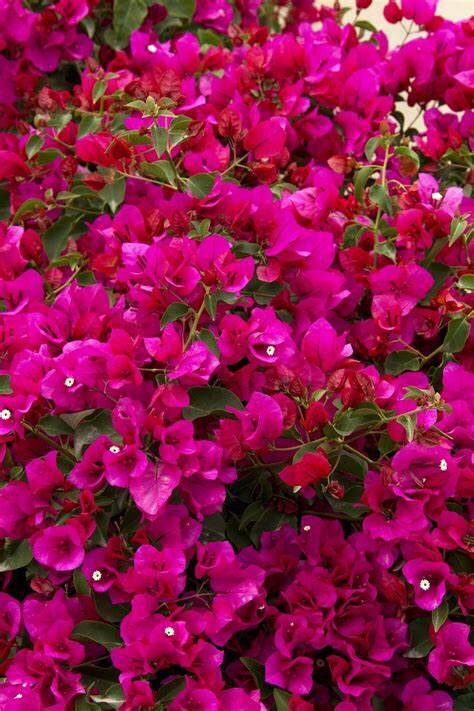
xmin=265 ymin=652 xmax=314 ymax=695
xmin=31 ymin=524 xmax=85 ymax=571
xmin=428 ymin=622 xmax=474 ymax=684
xmin=244 ymin=120 xmax=287 ymax=160
xmin=302 ymin=318 xmax=353 ymax=375
xmin=279 ymin=450 xmax=331 ymax=488
xmin=369 ymin=264 xmax=434 ymax=317
xmin=403 ymin=557 xmax=455 ymax=611
xmin=168 ymin=342 xmax=219 ymax=386
xmin=129 ymin=462 xmax=181 ymax=517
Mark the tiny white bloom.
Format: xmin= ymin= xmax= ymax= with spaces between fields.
xmin=14 ymin=694 xmax=23 ymax=700
xmin=64 ymin=376 xmax=75 ymax=388
xmin=0 ymin=408 xmax=11 ymax=420
xmin=266 ymin=345 xmax=276 ymax=357
xmin=147 ymin=44 xmax=158 ymax=53
xmin=419 ymin=578 xmax=431 ymax=591
xmin=303 ymin=525 xmax=311 ymax=532
xmin=164 ymin=626 xmax=175 ymax=637
xmin=439 ymin=458 xmax=448 ymax=471
xmin=92 ymin=570 xmax=102 ymax=582
xmin=109 ymin=445 xmax=120 ymax=454
xmin=432 ymin=191 xmax=443 ymax=201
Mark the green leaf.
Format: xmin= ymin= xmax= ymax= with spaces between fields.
xmin=337 ymin=450 xmax=368 ymax=479
xmin=156 ymin=678 xmax=186 ymax=704
xmin=160 ymin=0 xmax=196 ymax=19
xmin=100 ymin=177 xmax=126 ymax=213
xmin=455 ymin=693 xmax=474 ymax=711
xmin=125 ymin=100 xmax=147 ymax=112
xmin=355 ymin=19 xmax=377 ymax=32
xmin=198 ymin=328 xmax=219 ymax=356
xmin=90 ymin=682 xmax=125 ymax=706
xmin=160 ymin=302 xmax=189 ymax=327
xmin=169 ymin=115 xmax=192 ymax=148
xmin=151 ymin=125 xmax=168 ymax=156
xmin=376 ymin=239 xmax=396 ymax=262
xmin=354 ymin=166 xmax=377 ymax=203
xmin=78 ymin=115 xmax=102 ymax=139
xmin=372 ymin=697 xmax=385 ymax=711
xmin=0 ymin=375 xmax=12 ymax=394
xmin=42 ymin=215 xmax=73 ymax=261
xmin=94 ymin=592 xmax=130 ymax=623
xmin=197 ymin=28 xmax=223 ymax=46
xmin=397 ymin=413 xmax=416 ymax=442
xmin=232 ymin=240 xmax=260 ymax=256
xmin=385 ymin=350 xmax=421 ymax=375
xmin=395 ymin=145 xmax=420 ymax=171
xmin=404 ymin=638 xmax=435 ymax=659
xmin=92 ymin=80 xmax=107 ymax=104
xmin=73 ymin=568 xmax=91 ymax=596
xmin=204 ymin=292 xmax=217 ymax=319
xmin=39 ymin=415 xmax=74 ymax=436
xmin=239 ymin=501 xmax=265 ymax=530
xmin=448 ymin=216 xmax=468 ymax=246
xmin=432 ymin=598 xmax=449 ymax=632
xmin=442 ymin=318 xmax=469 ymax=354
xmin=26 ymin=134 xmax=45 ymax=160
xmin=74 ymin=410 xmax=116 ymax=457
xmin=110 ymin=0 xmax=148 ymax=48
xmin=457 ymin=274 xmax=474 ymax=292
xmin=343 ymin=223 xmax=366 ymax=247
xmin=76 ymin=270 xmax=96 ymax=285
xmin=187 ymin=172 xmax=215 ymax=198
xmin=240 ymin=657 xmax=272 ymax=698
xmin=293 ymin=440 xmax=324 ymax=463
xmin=364 ymin=137 xmax=381 ymax=162
xmin=13 ymin=198 xmax=48 ymax=223
xmin=0 ymin=539 xmax=33 ymax=572
xmin=0 ymin=189 xmax=9 ymax=220
xmin=140 ymin=160 xmax=176 ymax=185
xmin=333 ymin=405 xmax=381 ymax=437
xmin=75 ymin=697 xmax=101 ymax=711
xmin=72 ymin=620 xmax=122 ymax=649
xmin=182 ymin=386 xmax=243 ymax=421
xmin=200 ymin=512 xmax=226 ymax=542
xmin=274 ymin=688 xmax=291 ymax=711
xmin=250 ymin=509 xmax=293 ymax=546
xmin=370 ymin=183 xmax=393 ymax=215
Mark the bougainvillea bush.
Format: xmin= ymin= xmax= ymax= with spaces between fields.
xmin=0 ymin=0 xmax=473 ymax=708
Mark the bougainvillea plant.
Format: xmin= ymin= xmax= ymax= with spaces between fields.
xmin=0 ymin=0 xmax=473 ymax=709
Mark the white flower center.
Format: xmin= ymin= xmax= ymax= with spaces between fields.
xmin=147 ymin=44 xmax=158 ymax=54
xmin=164 ymin=626 xmax=175 ymax=637
xmin=266 ymin=345 xmax=276 ymax=357
xmin=303 ymin=525 xmax=311 ymax=532
xmin=64 ymin=376 xmax=75 ymax=388
xmin=0 ymin=408 xmax=11 ymax=420
xmin=432 ymin=191 xmax=443 ymax=201
xmin=109 ymin=445 xmax=120 ymax=454
xmin=92 ymin=570 xmax=102 ymax=582
xmin=439 ymin=458 xmax=448 ymax=471
xmin=419 ymin=578 xmax=431 ymax=591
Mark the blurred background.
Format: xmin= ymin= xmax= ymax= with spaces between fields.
xmin=362 ymin=0 xmax=471 ymax=45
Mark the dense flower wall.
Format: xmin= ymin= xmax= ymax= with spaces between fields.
xmin=0 ymin=0 xmax=473 ymax=709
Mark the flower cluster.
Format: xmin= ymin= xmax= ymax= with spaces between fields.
xmin=0 ymin=0 xmax=473 ymax=709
